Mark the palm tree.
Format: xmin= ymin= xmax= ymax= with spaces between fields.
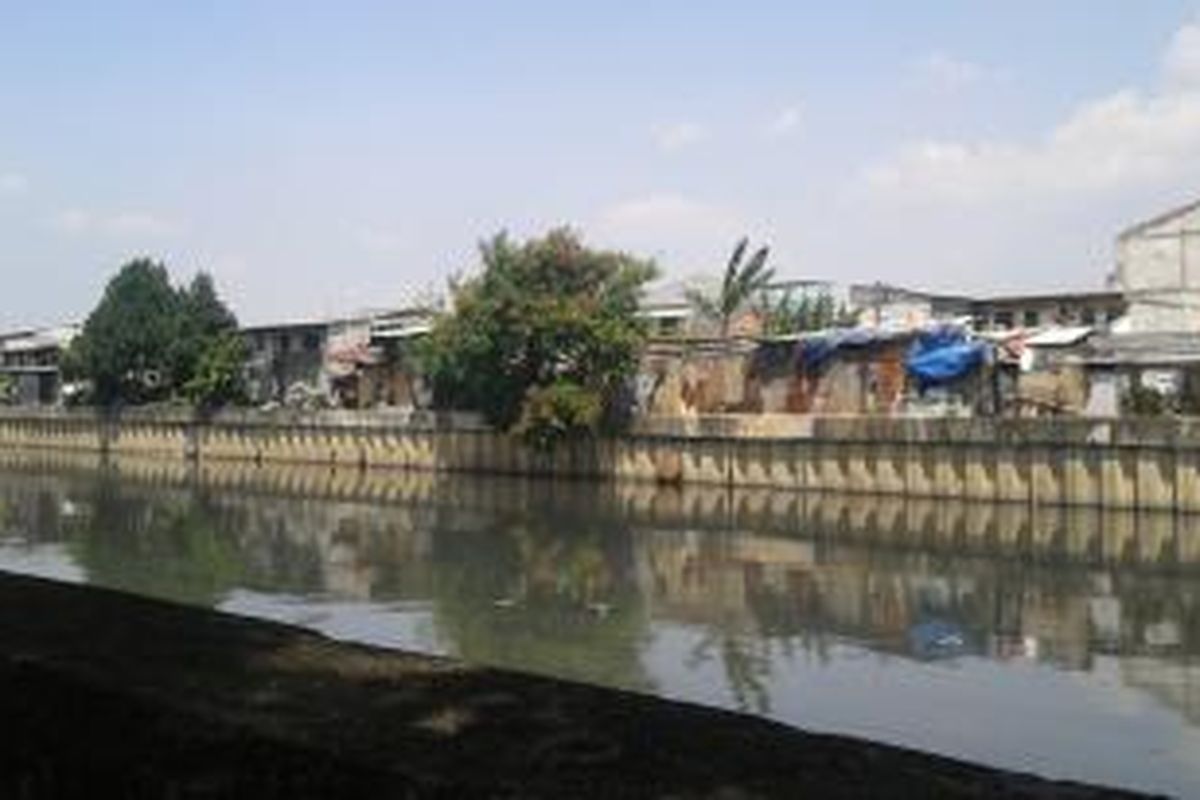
xmin=687 ymin=238 xmax=774 ymax=337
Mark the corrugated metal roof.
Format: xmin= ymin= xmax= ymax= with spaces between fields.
xmin=0 ymin=326 xmax=78 ymax=353
xmin=1079 ymin=332 xmax=1200 ymax=366
xmin=1024 ymin=326 xmax=1093 ymax=347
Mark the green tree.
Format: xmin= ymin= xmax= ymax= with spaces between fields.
xmin=419 ymin=229 xmax=657 ymax=448
xmin=67 ymin=259 xmax=242 ymax=407
xmin=183 ymin=333 xmax=248 ymax=411
xmin=170 ymin=272 xmax=239 ymax=390
xmin=67 ymin=259 xmax=182 ymax=405
xmin=687 ymin=238 xmax=774 ymax=337
xmin=758 ymin=289 xmax=857 ymax=335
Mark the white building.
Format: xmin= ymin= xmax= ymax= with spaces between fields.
xmin=1116 ymin=198 xmax=1200 ymax=332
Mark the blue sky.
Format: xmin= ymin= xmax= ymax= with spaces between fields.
xmin=2 ymin=2 xmax=1200 ymax=327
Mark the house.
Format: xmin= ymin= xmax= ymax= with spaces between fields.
xmin=849 ymin=283 xmax=971 ymax=329
xmin=241 ymin=319 xmax=331 ymax=405
xmin=639 ymin=277 xmax=853 ymax=340
xmin=241 ymin=307 xmax=436 ymax=408
xmin=638 ymin=281 xmax=696 ymax=339
xmin=1115 ymin=198 xmax=1200 ymax=332
xmin=0 ymin=325 xmax=78 ymax=405
xmin=1077 ymin=332 xmax=1200 ymax=416
xmin=353 ymin=308 xmax=435 ymax=408
xmin=970 ymin=291 xmax=1126 ymax=333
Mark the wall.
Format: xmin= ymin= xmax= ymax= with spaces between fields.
xmin=3 ymin=408 xmax=1200 ymax=512
xmin=639 ymin=338 xmax=987 ymax=417
xmin=1118 ymin=203 xmax=1200 ymax=332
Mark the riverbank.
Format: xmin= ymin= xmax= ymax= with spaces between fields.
xmin=0 ymin=572 xmax=1150 ymax=798
xmin=4 ymin=407 xmax=1200 ymax=511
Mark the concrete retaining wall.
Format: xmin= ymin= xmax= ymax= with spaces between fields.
xmin=3 ymin=408 xmax=1200 ymax=511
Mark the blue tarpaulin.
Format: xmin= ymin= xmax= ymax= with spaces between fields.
xmin=908 ymin=619 xmax=971 ymax=660
xmin=905 ymin=326 xmax=987 ymax=389
xmin=795 ymin=327 xmax=906 ymax=372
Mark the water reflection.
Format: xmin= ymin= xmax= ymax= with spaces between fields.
xmin=0 ymin=451 xmax=1198 ymax=794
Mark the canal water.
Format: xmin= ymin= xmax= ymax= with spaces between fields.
xmin=0 ymin=457 xmax=1197 ymax=796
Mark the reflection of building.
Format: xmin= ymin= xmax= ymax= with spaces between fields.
xmin=0 ymin=325 xmax=78 ymax=405
xmin=1121 ymin=658 xmax=1200 ymax=726
xmin=5 ymin=455 xmax=1200 ymax=727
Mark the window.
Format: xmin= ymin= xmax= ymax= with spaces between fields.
xmin=304 ymin=331 xmax=321 ymax=352
xmin=993 ymin=311 xmax=1014 ymax=330
xmin=1022 ymin=310 xmax=1040 ymax=328
xmin=1081 ymin=308 xmax=1096 ymax=325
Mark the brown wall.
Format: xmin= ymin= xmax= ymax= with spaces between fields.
xmin=3 ymin=408 xmax=1200 ymax=512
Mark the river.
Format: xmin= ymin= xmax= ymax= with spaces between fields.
xmin=0 ymin=454 xmax=1197 ymax=796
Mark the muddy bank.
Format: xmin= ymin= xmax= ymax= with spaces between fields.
xmin=0 ymin=573 xmax=1152 ymax=798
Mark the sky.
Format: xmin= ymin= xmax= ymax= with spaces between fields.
xmin=3 ymin=2 xmax=1200 ymax=328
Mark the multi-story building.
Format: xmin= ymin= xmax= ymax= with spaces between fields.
xmin=241 ymin=307 xmax=436 ymax=408
xmin=969 ymin=291 xmax=1126 ymax=333
xmin=0 ymin=325 xmax=78 ymax=405
xmin=241 ymin=319 xmax=332 ymax=405
xmin=848 ymin=283 xmax=971 ymax=329
xmin=1116 ymin=198 xmax=1200 ymax=333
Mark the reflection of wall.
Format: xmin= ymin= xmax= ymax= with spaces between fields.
xmin=1121 ymin=658 xmax=1200 ymax=726
xmin=3 ymin=457 xmax=1200 ymax=723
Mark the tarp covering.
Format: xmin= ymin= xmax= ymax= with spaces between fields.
xmin=790 ymin=327 xmax=908 ymax=373
xmin=905 ymin=326 xmax=987 ymax=388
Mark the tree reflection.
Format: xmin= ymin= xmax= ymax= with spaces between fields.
xmin=687 ymin=630 xmax=772 ymax=714
xmin=427 ymin=509 xmax=653 ymax=693
xmin=66 ymin=470 xmax=247 ymax=607
xmin=3 ymin=461 xmax=1200 ymax=730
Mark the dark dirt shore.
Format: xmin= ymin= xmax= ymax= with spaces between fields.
xmin=0 ymin=573 xmax=1155 ymax=799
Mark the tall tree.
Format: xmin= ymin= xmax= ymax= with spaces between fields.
xmin=687 ymin=238 xmax=774 ymax=337
xmin=170 ymin=272 xmax=239 ymax=393
xmin=419 ymin=228 xmax=657 ymax=448
xmin=68 ymin=259 xmax=182 ymax=405
xmin=67 ymin=260 xmax=242 ymax=407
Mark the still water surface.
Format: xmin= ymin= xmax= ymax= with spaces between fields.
xmin=0 ymin=456 xmax=1198 ymax=796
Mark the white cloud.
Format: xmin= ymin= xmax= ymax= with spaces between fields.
xmin=105 ymin=211 xmax=180 ymax=237
xmin=1164 ymin=19 xmax=1200 ymax=89
xmin=48 ymin=209 xmax=181 ymax=237
xmin=353 ymin=225 xmax=408 ymax=255
xmin=651 ymin=121 xmax=705 ymax=152
xmin=49 ymin=209 xmax=93 ymax=234
xmin=597 ymin=193 xmax=743 ymax=238
xmin=592 ymin=192 xmax=758 ymax=270
xmin=0 ymin=173 xmax=28 ymax=196
xmin=864 ymin=22 xmax=1200 ymax=204
xmin=766 ymin=106 xmax=803 ymax=138
xmin=914 ymin=51 xmax=988 ymax=93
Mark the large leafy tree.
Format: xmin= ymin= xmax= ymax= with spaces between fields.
xmin=170 ymin=272 xmax=238 ymax=389
xmin=687 ymin=238 xmax=774 ymax=337
xmin=420 ymin=229 xmax=657 ymax=448
xmin=68 ymin=259 xmax=242 ymax=407
xmin=183 ymin=332 xmax=248 ymax=411
xmin=68 ymin=260 xmax=182 ymax=405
